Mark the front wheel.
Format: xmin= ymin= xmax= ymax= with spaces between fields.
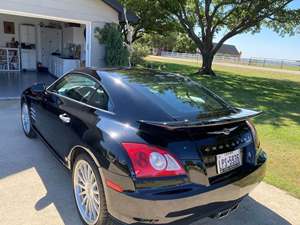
xmin=72 ymin=153 xmax=113 ymax=225
xmin=21 ymin=102 xmax=36 ymax=138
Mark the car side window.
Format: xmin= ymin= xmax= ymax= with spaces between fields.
xmin=88 ymin=86 xmax=110 ymax=110
xmin=51 ymin=73 xmax=99 ymax=103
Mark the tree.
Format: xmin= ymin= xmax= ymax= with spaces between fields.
xmin=173 ymin=33 xmax=198 ymax=53
xmin=95 ymin=24 xmax=129 ymax=67
xmin=119 ymin=0 xmax=180 ymax=44
xmin=139 ymin=32 xmax=197 ymax=53
xmin=156 ymin=0 xmax=300 ymax=76
xmin=139 ymin=33 xmax=178 ymax=52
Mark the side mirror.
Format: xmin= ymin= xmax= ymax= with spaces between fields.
xmin=31 ymin=83 xmax=46 ymax=93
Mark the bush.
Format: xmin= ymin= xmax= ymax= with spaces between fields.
xmin=131 ymin=43 xmax=151 ymax=66
xmin=95 ymin=24 xmax=129 ymax=67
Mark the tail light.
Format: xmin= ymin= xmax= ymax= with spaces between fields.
xmin=122 ymin=143 xmax=186 ymax=178
xmin=246 ymin=120 xmax=260 ymax=148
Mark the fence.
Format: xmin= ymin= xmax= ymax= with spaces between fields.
xmin=160 ymin=51 xmax=300 ymax=71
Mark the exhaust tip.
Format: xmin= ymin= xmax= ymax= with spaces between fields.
xmin=210 ymin=203 xmax=240 ymax=220
xmin=230 ymin=203 xmax=239 ymax=213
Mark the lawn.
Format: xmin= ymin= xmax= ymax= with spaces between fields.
xmin=145 ymin=56 xmax=300 ymax=198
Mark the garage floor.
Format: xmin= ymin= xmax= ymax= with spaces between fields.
xmin=0 ymin=71 xmax=56 ymax=99
xmin=0 ymin=100 xmax=299 ymax=225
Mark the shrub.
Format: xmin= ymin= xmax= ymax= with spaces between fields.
xmin=131 ymin=43 xmax=151 ymax=66
xmin=95 ymin=24 xmax=129 ymax=67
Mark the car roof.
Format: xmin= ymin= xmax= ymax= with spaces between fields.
xmin=95 ymin=68 xmax=177 ymax=122
xmin=73 ymin=68 xmax=229 ymax=123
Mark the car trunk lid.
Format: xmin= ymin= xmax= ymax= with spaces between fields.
xmin=138 ymin=108 xmax=261 ymax=186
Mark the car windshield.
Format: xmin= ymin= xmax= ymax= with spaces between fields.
xmin=116 ymin=70 xmax=231 ymax=118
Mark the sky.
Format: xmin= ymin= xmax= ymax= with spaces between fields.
xmin=215 ymin=1 xmax=300 ymax=60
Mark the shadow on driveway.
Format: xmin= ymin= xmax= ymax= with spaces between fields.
xmin=0 ymin=100 xmax=291 ymax=225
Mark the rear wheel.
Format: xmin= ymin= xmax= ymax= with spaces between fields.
xmin=21 ymin=102 xmax=36 ymax=138
xmin=72 ymin=153 xmax=113 ymax=225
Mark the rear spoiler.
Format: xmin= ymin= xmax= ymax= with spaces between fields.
xmin=138 ymin=108 xmax=262 ymax=130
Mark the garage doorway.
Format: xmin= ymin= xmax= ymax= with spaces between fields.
xmin=0 ymin=13 xmax=88 ymax=98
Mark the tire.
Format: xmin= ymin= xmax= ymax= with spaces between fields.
xmin=21 ymin=101 xmax=36 ymax=138
xmin=72 ymin=153 xmax=114 ymax=225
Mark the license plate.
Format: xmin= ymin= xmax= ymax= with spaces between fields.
xmin=216 ymin=149 xmax=242 ymax=174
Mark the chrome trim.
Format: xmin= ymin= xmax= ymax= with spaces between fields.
xmin=207 ymin=126 xmax=239 ymax=136
xmin=66 ymin=145 xmax=101 ymax=170
xmin=49 ymin=91 xmax=115 ymax=115
xmin=46 ymin=70 xmax=74 ymax=91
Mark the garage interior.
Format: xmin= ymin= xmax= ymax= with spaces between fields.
xmin=0 ymin=13 xmax=87 ymax=98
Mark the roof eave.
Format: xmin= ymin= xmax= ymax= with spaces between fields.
xmin=103 ymin=0 xmax=139 ymax=23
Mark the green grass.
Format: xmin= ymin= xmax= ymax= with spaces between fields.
xmin=145 ymin=56 xmax=300 ymax=198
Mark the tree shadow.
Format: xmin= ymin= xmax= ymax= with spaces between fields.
xmin=146 ymin=61 xmax=300 ymax=127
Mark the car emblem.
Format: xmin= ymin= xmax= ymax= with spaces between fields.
xmin=207 ymin=126 xmax=238 ymax=136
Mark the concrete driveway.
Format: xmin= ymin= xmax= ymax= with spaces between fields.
xmin=0 ymin=100 xmax=299 ymax=225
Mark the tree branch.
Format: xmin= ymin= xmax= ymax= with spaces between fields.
xmin=212 ymin=0 xmax=293 ymax=55
xmin=194 ymin=0 xmax=205 ymax=36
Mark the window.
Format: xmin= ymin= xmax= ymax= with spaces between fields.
xmin=124 ymin=71 xmax=230 ymax=118
xmin=88 ymin=87 xmax=109 ymax=110
xmin=51 ymin=73 xmax=99 ymax=104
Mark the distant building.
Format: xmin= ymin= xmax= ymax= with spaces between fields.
xmin=214 ymin=43 xmax=241 ymax=59
xmin=155 ymin=43 xmax=241 ymax=59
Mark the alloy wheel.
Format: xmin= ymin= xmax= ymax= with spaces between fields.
xmin=73 ymin=160 xmax=101 ymax=225
xmin=21 ymin=103 xmax=31 ymax=134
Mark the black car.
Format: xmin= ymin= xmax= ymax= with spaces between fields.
xmin=21 ymin=68 xmax=267 ymax=225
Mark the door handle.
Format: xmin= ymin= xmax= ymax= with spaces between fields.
xmin=59 ymin=113 xmax=71 ymax=123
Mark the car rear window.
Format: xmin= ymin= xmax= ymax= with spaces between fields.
xmin=122 ymin=71 xmax=230 ymax=118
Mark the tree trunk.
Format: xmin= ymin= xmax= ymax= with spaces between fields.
xmin=197 ymin=52 xmax=216 ymax=76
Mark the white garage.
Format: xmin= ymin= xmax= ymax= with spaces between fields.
xmin=0 ymin=0 xmax=125 ymax=69
xmin=0 ymin=0 xmax=136 ymax=98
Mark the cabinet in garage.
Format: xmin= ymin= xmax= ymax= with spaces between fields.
xmin=21 ymin=49 xmax=36 ymax=70
xmin=20 ymin=25 xmax=36 ymax=44
xmin=40 ymin=27 xmax=62 ymax=68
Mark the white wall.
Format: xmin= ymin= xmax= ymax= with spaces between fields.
xmin=0 ymin=0 xmax=119 ymax=24
xmin=89 ymin=22 xmax=106 ymax=68
xmin=0 ymin=14 xmax=45 ymax=47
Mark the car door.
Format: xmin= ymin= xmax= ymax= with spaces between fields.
xmin=36 ymin=73 xmax=100 ymax=160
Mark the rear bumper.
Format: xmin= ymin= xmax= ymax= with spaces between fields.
xmin=104 ymin=155 xmax=267 ymax=224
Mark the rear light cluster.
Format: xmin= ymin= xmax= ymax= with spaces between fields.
xmin=246 ymin=120 xmax=260 ymax=148
xmin=122 ymin=143 xmax=186 ymax=178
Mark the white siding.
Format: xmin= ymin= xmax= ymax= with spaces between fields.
xmin=0 ymin=0 xmax=119 ymax=23
xmin=90 ymin=22 xmax=106 ymax=67
xmin=0 ymin=0 xmax=120 ymax=68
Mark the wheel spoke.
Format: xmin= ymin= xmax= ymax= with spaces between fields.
xmin=93 ymin=195 xmax=100 ymax=205
xmin=84 ymin=199 xmax=89 ymax=215
xmin=79 ymin=190 xmax=87 ymax=196
xmin=91 ymin=197 xmax=99 ymax=213
xmin=78 ymin=183 xmax=86 ymax=190
xmin=78 ymin=172 xmax=85 ymax=184
xmin=82 ymin=195 xmax=88 ymax=206
xmin=91 ymin=200 xmax=98 ymax=218
xmin=88 ymin=198 xmax=93 ymax=219
xmin=80 ymin=166 xmax=88 ymax=182
xmin=87 ymin=166 xmax=92 ymax=182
